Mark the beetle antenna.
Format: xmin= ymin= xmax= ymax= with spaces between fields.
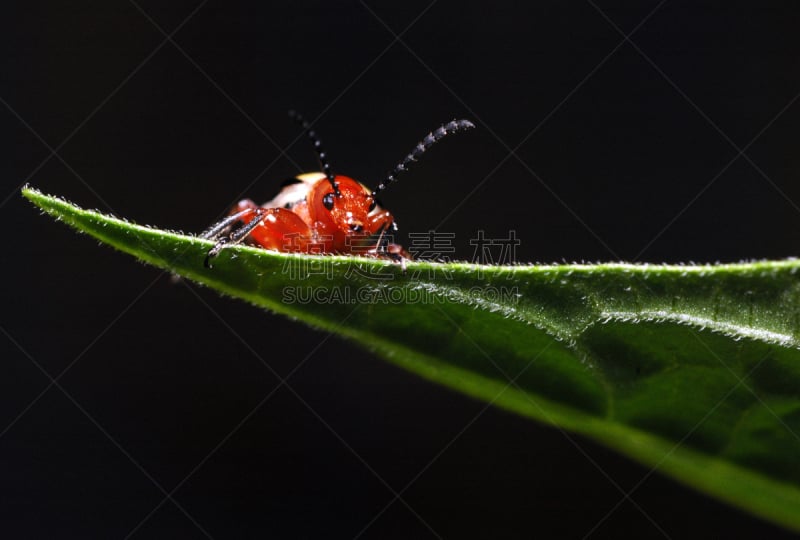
xmin=288 ymin=110 xmax=340 ymax=197
xmin=372 ymin=119 xmax=475 ymax=196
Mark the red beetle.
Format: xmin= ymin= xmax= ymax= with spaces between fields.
xmin=202 ymin=111 xmax=474 ymax=267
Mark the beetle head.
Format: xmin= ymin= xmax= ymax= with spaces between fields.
xmin=308 ymin=175 xmax=375 ymax=237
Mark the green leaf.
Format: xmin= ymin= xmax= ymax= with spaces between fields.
xmin=23 ymin=186 xmax=800 ymax=531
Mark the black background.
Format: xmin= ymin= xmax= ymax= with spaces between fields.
xmin=3 ymin=1 xmax=800 ymax=538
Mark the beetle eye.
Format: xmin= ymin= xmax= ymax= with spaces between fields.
xmin=323 ymin=193 xmax=335 ymax=210
xmin=368 ymin=198 xmax=377 ymax=212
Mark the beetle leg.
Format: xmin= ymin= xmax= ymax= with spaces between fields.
xmin=200 ymin=199 xmax=260 ymax=243
xmin=375 ymin=224 xmax=391 ymax=256
xmin=200 ymin=207 xmax=256 ymax=241
xmin=204 ymin=208 xmax=267 ymax=267
xmin=367 ymin=222 xmax=407 ymax=271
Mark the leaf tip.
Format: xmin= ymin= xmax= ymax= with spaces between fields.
xmin=21 ymin=184 xmax=38 ymax=199
xmin=21 ymin=185 xmax=52 ymax=211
